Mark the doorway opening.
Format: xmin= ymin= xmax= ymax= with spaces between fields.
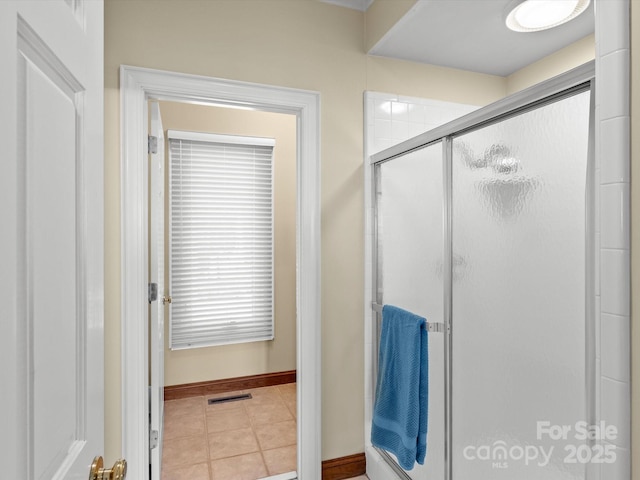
xmin=151 ymin=99 xmax=299 ymax=479
xmin=120 ymin=65 xmax=321 ymax=480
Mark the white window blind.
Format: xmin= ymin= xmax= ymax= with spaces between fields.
xmin=168 ymin=130 xmax=275 ymax=350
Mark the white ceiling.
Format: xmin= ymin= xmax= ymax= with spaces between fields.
xmin=319 ymin=0 xmax=595 ymax=77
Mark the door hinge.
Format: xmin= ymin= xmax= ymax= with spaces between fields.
xmin=148 ymin=283 xmax=158 ymax=303
xmin=149 ymin=429 xmax=159 ymax=450
xmin=148 ymin=135 xmax=158 ymax=154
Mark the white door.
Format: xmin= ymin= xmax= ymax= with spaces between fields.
xmin=0 ymin=1 xmax=105 ymax=479
xmin=149 ymin=101 xmax=165 ymax=480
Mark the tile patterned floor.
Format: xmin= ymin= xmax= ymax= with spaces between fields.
xmin=161 ymin=383 xmax=297 ymax=480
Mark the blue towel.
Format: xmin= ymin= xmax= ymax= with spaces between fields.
xmin=371 ymin=304 xmax=429 ymax=470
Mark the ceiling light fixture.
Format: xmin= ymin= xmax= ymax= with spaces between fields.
xmin=505 ymin=0 xmax=590 ymax=32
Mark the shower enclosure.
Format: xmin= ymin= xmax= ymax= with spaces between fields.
xmin=371 ymin=63 xmax=595 ymax=480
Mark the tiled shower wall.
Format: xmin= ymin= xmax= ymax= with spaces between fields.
xmin=365 ymin=92 xmax=478 ymax=155
xmin=595 ymin=1 xmax=631 ymax=479
xmin=363 ymin=0 xmax=632 ymax=475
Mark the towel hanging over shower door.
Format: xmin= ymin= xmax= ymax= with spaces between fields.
xmin=372 ymin=304 xmax=429 ymax=470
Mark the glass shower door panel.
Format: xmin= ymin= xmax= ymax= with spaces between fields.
xmin=451 ymin=91 xmax=590 ymax=479
xmin=378 ymin=143 xmax=444 ymax=479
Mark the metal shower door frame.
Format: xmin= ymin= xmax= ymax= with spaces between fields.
xmin=371 ymin=61 xmax=596 ymax=480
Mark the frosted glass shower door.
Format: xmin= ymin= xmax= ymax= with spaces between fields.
xmin=451 ymin=91 xmax=591 ymax=479
xmin=376 ymin=143 xmax=445 ymax=479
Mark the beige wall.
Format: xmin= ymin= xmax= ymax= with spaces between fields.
xmin=105 ymin=0 xmax=524 ymax=464
xmin=366 ymin=55 xmax=507 ymax=103
xmin=157 ymin=102 xmax=297 ymax=386
xmin=506 ymin=34 xmax=596 ymax=95
xmin=364 ymin=33 xmax=595 ymax=105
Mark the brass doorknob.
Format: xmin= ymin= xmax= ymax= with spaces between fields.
xmin=89 ymin=456 xmax=127 ymax=480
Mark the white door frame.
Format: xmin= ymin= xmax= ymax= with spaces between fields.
xmin=120 ymin=65 xmax=322 ymax=480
